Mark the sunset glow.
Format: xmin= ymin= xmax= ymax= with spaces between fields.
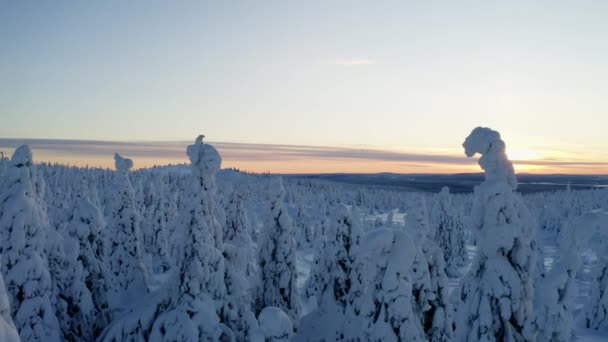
xmin=1 ymin=139 xmax=606 ymax=175
xmin=1 ymin=2 xmax=607 ymax=175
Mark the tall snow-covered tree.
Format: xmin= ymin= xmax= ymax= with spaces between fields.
xmin=453 ymin=127 xmax=537 ymax=342
xmin=578 ymin=211 xmax=608 ymax=330
xmin=530 ymin=251 xmax=577 ymax=342
xmin=0 ymin=145 xmax=61 ymax=341
xmin=256 ymin=176 xmax=300 ymax=325
xmin=431 ymin=186 xmax=466 ymax=277
xmin=140 ymin=175 xmax=171 ymax=274
xmin=294 ymin=207 xmax=314 ymax=248
xmin=298 ymin=204 xmax=368 ymax=341
xmin=147 ymin=135 xmax=229 ymax=341
xmin=406 ymin=195 xmax=430 ymax=236
xmin=67 ymin=190 xmax=111 ymax=337
xmin=406 ymin=198 xmax=454 ymax=341
xmin=106 ymin=154 xmax=147 ymax=303
xmin=306 ymin=204 xmax=362 ymax=309
xmin=222 ymin=190 xmax=258 ymax=340
xmin=351 ymin=229 xmax=428 ymax=341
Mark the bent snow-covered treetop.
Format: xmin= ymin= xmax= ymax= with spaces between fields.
xmin=463 ymin=126 xmax=517 ymax=190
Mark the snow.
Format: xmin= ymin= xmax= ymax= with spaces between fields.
xmin=114 ymin=153 xmax=133 ymax=173
xmin=258 ymin=307 xmax=294 ymax=341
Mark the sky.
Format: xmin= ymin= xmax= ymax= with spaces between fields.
xmin=1 ymin=1 xmax=607 ymax=174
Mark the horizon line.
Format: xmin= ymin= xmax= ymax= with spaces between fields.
xmin=1 ymin=137 xmax=607 ymax=175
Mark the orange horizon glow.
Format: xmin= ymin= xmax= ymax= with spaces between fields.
xmin=0 ymin=139 xmax=606 ymax=175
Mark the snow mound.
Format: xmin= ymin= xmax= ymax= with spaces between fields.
xmin=258 ymin=307 xmax=293 ymax=341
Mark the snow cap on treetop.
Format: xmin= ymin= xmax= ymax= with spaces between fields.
xmin=463 ymin=127 xmax=502 ymax=158
xmin=258 ymin=307 xmax=293 ymax=339
xmin=186 ymin=134 xmax=221 ymax=175
xmin=463 ymin=126 xmax=517 ymax=189
xmin=11 ymin=145 xmax=33 ymax=166
xmin=335 ymin=203 xmax=350 ymax=218
xmin=114 ymin=153 xmax=133 ymax=173
xmin=269 ymin=176 xmax=285 ymax=199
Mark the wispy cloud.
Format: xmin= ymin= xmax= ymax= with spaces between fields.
xmin=0 ymin=138 xmax=606 ymax=174
xmin=333 ymin=58 xmax=376 ymax=66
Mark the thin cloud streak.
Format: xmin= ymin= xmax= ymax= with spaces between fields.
xmin=0 ymin=138 xmax=606 ymax=173
xmin=333 ymin=58 xmax=376 ymax=66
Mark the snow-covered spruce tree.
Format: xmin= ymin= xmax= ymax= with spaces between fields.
xmin=222 ymin=190 xmax=258 ymax=340
xmin=580 ymin=211 xmax=608 ymax=330
xmin=256 ymin=176 xmax=300 ymax=326
xmin=431 ymin=186 xmax=466 ymax=278
xmin=298 ymin=204 xmax=366 ymax=340
xmin=405 ymin=199 xmax=454 ymax=342
xmin=528 ymin=211 xmax=607 ymax=340
xmin=52 ymin=221 xmax=95 ymax=341
xmin=0 ymin=145 xmax=61 ymax=341
xmin=530 ymin=250 xmax=577 ymax=342
xmin=140 ymin=175 xmax=171 ymax=274
xmin=406 ymin=195 xmax=430 ymax=236
xmin=295 ymin=207 xmax=314 ymax=248
xmin=147 ymin=135 xmax=229 ymax=341
xmin=453 ymin=127 xmax=537 ymax=342
xmin=46 ymin=174 xmax=109 ymax=341
xmin=67 ymin=188 xmax=111 ymax=337
xmin=0 ymin=269 xmax=20 ymax=342
xmin=351 ymin=228 xmax=427 ymax=341
xmin=305 ymin=204 xmax=362 ymax=309
xmin=106 ymin=153 xmax=147 ymax=303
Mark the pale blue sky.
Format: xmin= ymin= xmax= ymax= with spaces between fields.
xmin=1 ymin=1 xmax=607 ymax=170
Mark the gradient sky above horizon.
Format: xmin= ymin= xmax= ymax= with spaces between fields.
xmin=1 ymin=1 xmax=607 ymax=174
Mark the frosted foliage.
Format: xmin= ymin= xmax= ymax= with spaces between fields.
xmin=407 ymin=195 xmax=430 ymax=236
xmin=140 ymin=176 xmax=170 ymax=273
xmin=269 ymin=176 xmax=286 ymax=200
xmin=146 ymin=136 xmax=228 ymax=341
xmin=65 ymin=198 xmax=109 ymax=338
xmin=580 ymin=211 xmax=608 ymax=330
xmin=106 ymin=154 xmax=146 ymax=300
xmin=256 ymin=176 xmax=300 ymax=325
xmin=223 ymin=191 xmax=257 ymax=340
xmin=53 ymin=230 xmax=95 ymax=341
xmin=0 ymin=272 xmax=19 ymax=342
xmin=353 ymin=229 xmax=427 ymax=341
xmin=454 ymin=128 xmax=536 ymax=342
xmin=176 ymin=137 xmax=226 ymax=302
xmin=149 ymin=298 xmax=224 ymax=342
xmin=297 ymin=204 xmax=369 ymax=340
xmin=114 ymin=153 xmax=133 ymax=173
xmin=531 ymin=252 xmax=577 ymax=342
xmin=184 ymin=135 xmax=224 ymax=249
xmin=306 ymin=204 xmax=362 ymax=309
xmin=432 ymin=187 xmax=466 ymax=277
xmin=418 ymin=239 xmax=454 ymax=342
xmin=0 ymin=145 xmax=61 ymax=341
